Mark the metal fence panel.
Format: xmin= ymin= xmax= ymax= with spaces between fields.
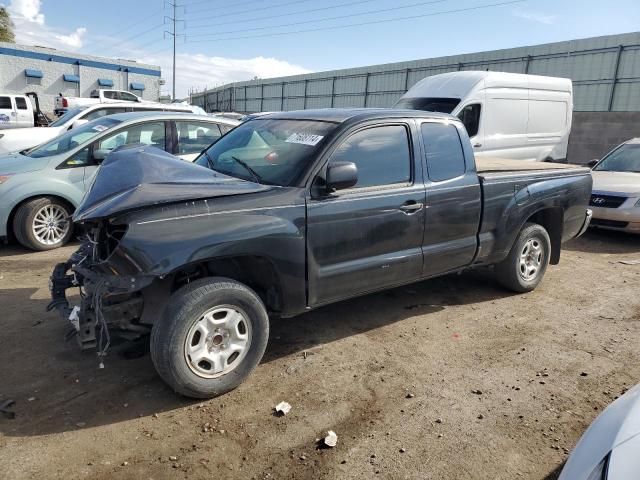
xmin=190 ymin=32 xmax=640 ymax=113
xmin=305 ymin=96 xmax=332 ymax=109
xmin=307 ymin=78 xmax=333 ymax=96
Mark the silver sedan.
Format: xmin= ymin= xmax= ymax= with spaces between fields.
xmin=588 ymin=138 xmax=640 ymax=234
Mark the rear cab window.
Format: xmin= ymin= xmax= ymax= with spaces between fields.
xmin=421 ymin=122 xmax=466 ymax=182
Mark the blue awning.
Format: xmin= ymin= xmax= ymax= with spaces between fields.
xmin=130 ymin=82 xmax=145 ymax=91
xmin=98 ymin=78 xmax=114 ymax=87
xmin=25 ymin=69 xmax=43 ymax=78
xmin=63 ymin=74 xmax=80 ymax=83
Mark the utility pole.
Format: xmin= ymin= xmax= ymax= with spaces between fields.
xmin=164 ymin=1 xmax=185 ymax=100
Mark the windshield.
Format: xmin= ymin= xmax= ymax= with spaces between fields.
xmin=594 ymin=144 xmax=640 ymax=173
xmin=26 ymin=117 xmax=121 ymax=158
xmin=195 ymin=119 xmax=337 ymax=186
xmin=394 ymin=97 xmax=461 ymax=114
xmin=49 ymin=106 xmax=89 ymax=127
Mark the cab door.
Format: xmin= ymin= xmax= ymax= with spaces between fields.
xmin=14 ymin=97 xmax=32 ymax=127
xmin=0 ymin=95 xmax=16 ymax=128
xmin=306 ymin=122 xmax=426 ymax=306
xmin=419 ymin=121 xmax=481 ymax=276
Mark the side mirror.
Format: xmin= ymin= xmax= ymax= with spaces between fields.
xmin=326 ymin=161 xmax=358 ymax=191
xmin=93 ymin=149 xmax=110 ymax=162
xmin=587 ymin=159 xmax=599 ymax=168
xmin=71 ymin=119 xmax=88 ymax=130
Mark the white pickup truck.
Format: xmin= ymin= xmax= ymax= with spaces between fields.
xmin=54 ymin=89 xmax=143 ymax=116
xmin=0 ymin=92 xmax=51 ymax=129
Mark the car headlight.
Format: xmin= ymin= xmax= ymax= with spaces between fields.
xmin=0 ymin=174 xmax=12 ymax=184
xmin=587 ymin=453 xmax=610 ymax=480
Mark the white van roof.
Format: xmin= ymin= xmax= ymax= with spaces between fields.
xmin=403 ymin=71 xmax=572 ymax=98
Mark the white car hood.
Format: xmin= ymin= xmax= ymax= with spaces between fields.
xmin=560 ymin=383 xmax=640 ymax=479
xmin=591 ymin=170 xmax=640 ymax=196
xmin=0 ymin=125 xmax=66 ymax=155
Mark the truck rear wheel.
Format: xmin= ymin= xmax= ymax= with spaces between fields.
xmin=494 ymin=222 xmax=551 ymax=293
xmin=13 ymin=197 xmax=74 ymax=251
xmin=150 ymin=277 xmax=269 ymax=398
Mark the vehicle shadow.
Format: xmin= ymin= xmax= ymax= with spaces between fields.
xmin=564 ymin=228 xmax=640 ymax=255
xmin=0 ymin=269 xmax=514 ymax=437
xmin=542 ymin=463 xmax=565 ymax=480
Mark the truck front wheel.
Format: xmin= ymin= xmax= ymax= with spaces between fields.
xmin=150 ymin=277 xmax=269 ymax=398
xmin=494 ymin=222 xmax=551 ymax=293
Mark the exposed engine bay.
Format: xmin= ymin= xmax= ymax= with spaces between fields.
xmin=47 ymin=225 xmax=152 ymax=360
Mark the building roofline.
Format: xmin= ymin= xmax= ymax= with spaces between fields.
xmin=0 ymin=42 xmax=161 ymax=77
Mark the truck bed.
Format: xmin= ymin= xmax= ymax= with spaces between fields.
xmin=476 ymin=157 xmax=589 ymax=176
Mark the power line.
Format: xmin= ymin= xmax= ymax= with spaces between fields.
xmin=188 ymin=0 xmax=449 ymax=38
xmin=81 ymin=8 xmax=163 ymax=50
xmin=99 ymin=23 xmax=165 ymax=54
xmin=187 ymin=0 xmax=525 ymax=44
xmin=187 ymin=0 xmax=379 ymax=30
xmin=183 ymin=0 xmax=314 ymax=22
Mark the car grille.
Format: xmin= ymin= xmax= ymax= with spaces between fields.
xmin=589 ymin=194 xmax=627 ymax=208
xmin=591 ymin=218 xmax=629 ymax=229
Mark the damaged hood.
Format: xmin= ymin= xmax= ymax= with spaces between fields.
xmin=73 ymin=145 xmax=272 ymax=222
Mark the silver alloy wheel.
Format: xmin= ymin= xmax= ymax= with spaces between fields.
xmin=32 ymin=204 xmax=70 ymax=246
xmin=184 ymin=305 xmax=252 ymax=379
xmin=519 ymin=237 xmax=543 ymax=281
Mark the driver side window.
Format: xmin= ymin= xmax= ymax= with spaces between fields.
xmin=61 ymin=146 xmax=91 ymax=167
xmin=93 ymin=121 xmax=167 ymax=160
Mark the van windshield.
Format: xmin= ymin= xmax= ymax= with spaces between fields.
xmin=394 ymin=97 xmax=460 ymax=114
xmin=49 ymin=106 xmax=88 ymax=127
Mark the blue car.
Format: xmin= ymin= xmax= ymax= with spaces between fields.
xmin=0 ymin=111 xmax=238 ymax=250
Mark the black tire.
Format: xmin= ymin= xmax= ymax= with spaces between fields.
xmin=150 ymin=277 xmax=269 ymax=398
xmin=495 ymin=222 xmax=551 ymax=293
xmin=13 ymin=197 xmax=74 ymax=251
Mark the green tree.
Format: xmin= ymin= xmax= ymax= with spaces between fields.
xmin=0 ymin=7 xmax=15 ymax=43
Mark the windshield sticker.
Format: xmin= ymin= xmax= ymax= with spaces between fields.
xmin=92 ymin=124 xmax=109 ymax=132
xmin=285 ymin=133 xmax=324 ymax=146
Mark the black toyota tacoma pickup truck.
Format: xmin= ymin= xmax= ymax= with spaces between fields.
xmin=49 ymin=109 xmax=592 ymax=398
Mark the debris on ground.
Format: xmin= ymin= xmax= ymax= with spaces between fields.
xmin=619 ymin=259 xmax=640 ymax=265
xmin=323 ymin=430 xmax=338 ymax=447
xmin=471 ymin=389 xmax=483 ymax=395
xmin=405 ymin=393 xmax=415 ymax=398
xmin=275 ymin=401 xmax=292 ymax=416
xmin=0 ymin=399 xmax=16 ymax=419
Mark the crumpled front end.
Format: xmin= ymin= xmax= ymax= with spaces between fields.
xmin=47 ymin=221 xmax=155 ymax=354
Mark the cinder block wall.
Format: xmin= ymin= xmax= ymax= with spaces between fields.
xmin=567 ymin=112 xmax=640 ymax=163
xmin=0 ymin=42 xmax=161 ymax=115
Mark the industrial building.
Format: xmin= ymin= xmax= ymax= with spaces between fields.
xmin=0 ymin=42 xmax=162 ymax=115
xmin=191 ymin=31 xmax=640 ymax=162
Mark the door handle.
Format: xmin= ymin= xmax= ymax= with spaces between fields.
xmin=473 ymin=143 xmax=482 ymax=148
xmin=399 ymin=201 xmax=423 ymax=213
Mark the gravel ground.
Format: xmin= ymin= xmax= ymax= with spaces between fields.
xmin=0 ymin=229 xmax=638 ymax=480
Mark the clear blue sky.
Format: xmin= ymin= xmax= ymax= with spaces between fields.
xmin=7 ymin=0 xmax=640 ymax=96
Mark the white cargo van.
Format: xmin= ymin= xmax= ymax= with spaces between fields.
xmin=395 ymin=71 xmax=573 ymax=162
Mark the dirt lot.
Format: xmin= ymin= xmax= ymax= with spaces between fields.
xmin=0 ymin=229 xmax=639 ymax=479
